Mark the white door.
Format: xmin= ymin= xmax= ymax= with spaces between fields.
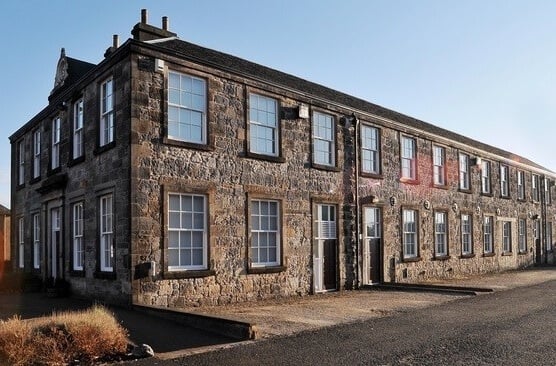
xmin=363 ymin=207 xmax=381 ymax=284
xmin=314 ymin=204 xmax=337 ymax=293
xmin=51 ymin=208 xmax=60 ymax=279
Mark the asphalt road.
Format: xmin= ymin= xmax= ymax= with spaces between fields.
xmin=136 ymin=280 xmax=556 ymax=365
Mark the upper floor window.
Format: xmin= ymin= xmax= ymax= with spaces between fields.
xmin=532 ymin=174 xmax=540 ymax=202
xmin=18 ymin=140 xmax=25 ymax=185
xmin=168 ymin=193 xmax=208 ymax=270
xmin=481 ymin=160 xmax=491 ymax=194
xmin=432 ymin=145 xmax=446 ymax=186
xmin=434 ymin=211 xmax=448 ymax=257
xmin=502 ymin=221 xmax=512 ymax=253
xmin=250 ymin=199 xmax=281 ymax=267
xmin=312 ymin=111 xmax=335 ymax=167
xmin=400 ymin=136 xmax=416 ymax=181
xmin=361 ymin=125 xmax=380 ymax=175
xmin=99 ymin=194 xmax=114 ymax=272
xmin=100 ymin=78 xmax=114 ymax=146
xmin=459 ymin=153 xmax=470 ymax=190
xmin=517 ymin=170 xmax=525 ymax=200
xmin=484 ymin=216 xmax=493 ymax=254
xmin=500 ymin=164 xmax=509 ymax=197
xmin=51 ymin=117 xmax=60 ymax=170
xmin=402 ymin=209 xmax=418 ymax=259
xmin=33 ymin=130 xmax=41 ymax=179
xmin=518 ymin=218 xmax=527 ymax=253
xmin=249 ymin=93 xmax=279 ymax=156
xmin=461 ymin=213 xmax=473 ymax=255
xmin=168 ymin=72 xmax=207 ymax=144
xmin=73 ymin=99 xmax=84 ymax=158
xmin=545 ymin=178 xmax=552 ymax=205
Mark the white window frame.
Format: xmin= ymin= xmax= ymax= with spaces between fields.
xmin=481 ymin=160 xmax=491 ymax=194
xmin=99 ymin=194 xmax=114 ymax=272
xmin=502 ymin=221 xmax=512 ymax=253
xmin=461 ymin=214 xmax=473 ymax=255
xmin=484 ymin=216 xmax=493 ymax=254
xmin=167 ymin=71 xmax=207 ymax=144
xmin=532 ymin=174 xmax=540 ymax=202
xmin=167 ymin=193 xmax=208 ymax=271
xmin=459 ymin=153 xmax=470 ymax=190
xmin=361 ymin=125 xmax=380 ymax=174
xmin=545 ymin=178 xmax=552 ymax=205
xmin=433 ymin=146 xmax=445 ymax=186
xmin=18 ymin=140 xmax=25 ymax=185
xmin=400 ymin=136 xmax=416 ymax=180
xmin=33 ymin=130 xmax=41 ymax=179
xmin=51 ymin=117 xmax=60 ymax=169
xmin=249 ymin=93 xmax=279 ymax=156
xmin=100 ymin=78 xmax=114 ymax=146
xmin=517 ymin=171 xmax=525 ymax=200
xmin=73 ymin=202 xmax=84 ymax=271
xmin=434 ymin=211 xmax=447 ymax=257
xmin=33 ymin=214 xmax=40 ymax=269
xmin=518 ymin=218 xmax=527 ymax=253
xmin=18 ymin=217 xmax=24 ymax=268
xmin=73 ymin=99 xmax=84 ymax=159
xmin=402 ymin=209 xmax=418 ymax=258
xmin=312 ymin=111 xmax=335 ymax=167
xmin=250 ymin=199 xmax=280 ymax=267
xmin=500 ymin=165 xmax=509 ymax=197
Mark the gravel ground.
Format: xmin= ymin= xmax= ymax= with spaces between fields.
xmin=191 ymin=267 xmax=556 ymax=339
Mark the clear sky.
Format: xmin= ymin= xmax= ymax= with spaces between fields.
xmin=1 ymin=0 xmax=555 ymax=209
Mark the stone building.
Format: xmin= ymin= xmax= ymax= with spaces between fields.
xmin=10 ymin=10 xmax=556 ymax=307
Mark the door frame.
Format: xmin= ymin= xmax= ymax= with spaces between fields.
xmin=362 ymin=205 xmax=383 ymax=285
xmin=313 ymin=203 xmax=339 ymax=293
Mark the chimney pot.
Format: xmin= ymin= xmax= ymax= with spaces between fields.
xmin=113 ymin=34 xmax=119 ymax=48
xmin=141 ymin=9 xmax=148 ymax=24
xmin=162 ymin=16 xmax=169 ymax=30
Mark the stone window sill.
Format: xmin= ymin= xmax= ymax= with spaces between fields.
xmin=402 ymin=256 xmax=421 ymax=263
xmin=247 ymin=266 xmax=286 ymax=274
xmin=245 ymin=151 xmax=286 ymax=164
xmin=360 ymin=171 xmax=383 ymax=179
xmin=460 ymin=253 xmax=475 ymax=259
xmin=311 ymin=163 xmax=341 ymax=172
xmin=518 ymin=251 xmax=528 ymax=255
xmin=93 ymin=271 xmax=116 ymax=280
xmin=163 ymin=137 xmax=214 ymax=151
xmin=433 ymin=255 xmax=450 ymax=261
xmin=482 ymin=252 xmax=495 ymax=258
xmin=501 ymin=252 xmax=513 ymax=256
xmin=163 ymin=269 xmax=215 ymax=279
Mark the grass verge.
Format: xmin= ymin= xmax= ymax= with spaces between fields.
xmin=0 ymin=305 xmax=129 ymax=365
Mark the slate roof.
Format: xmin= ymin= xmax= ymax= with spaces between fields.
xmin=148 ymin=38 xmax=552 ymax=173
xmin=0 ymin=204 xmax=9 ymax=215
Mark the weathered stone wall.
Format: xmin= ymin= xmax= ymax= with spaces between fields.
xmin=359 ymin=127 xmax=556 ymax=283
xmin=10 ymin=57 xmax=132 ymax=304
xmin=130 ymin=52 xmax=356 ymax=307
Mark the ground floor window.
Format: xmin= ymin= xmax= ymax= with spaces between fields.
xmin=18 ymin=217 xmax=24 ymax=268
xmin=502 ymin=221 xmax=512 ymax=253
xmin=99 ymin=195 xmax=114 ymax=272
xmin=483 ymin=216 xmax=493 ymax=254
xmin=73 ymin=202 xmax=84 ymax=271
xmin=518 ymin=218 xmax=527 ymax=253
xmin=402 ymin=209 xmax=418 ymax=259
xmin=546 ymin=222 xmax=553 ymax=252
xmin=461 ymin=214 xmax=473 ymax=255
xmin=250 ymin=199 xmax=280 ymax=267
xmin=434 ymin=211 xmax=448 ymax=257
xmin=33 ymin=214 xmax=40 ymax=269
xmin=168 ymin=193 xmax=208 ymax=270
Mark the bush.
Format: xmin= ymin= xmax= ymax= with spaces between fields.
xmin=0 ymin=305 xmax=129 ymax=365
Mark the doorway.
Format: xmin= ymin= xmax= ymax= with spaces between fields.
xmin=314 ymin=204 xmax=337 ymax=292
xmin=363 ymin=206 xmax=382 ymax=284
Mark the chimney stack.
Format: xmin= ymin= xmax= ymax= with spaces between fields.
xmin=141 ymin=9 xmax=148 ymax=24
xmin=113 ymin=34 xmax=119 ymax=48
xmin=162 ymin=16 xmax=168 ymax=31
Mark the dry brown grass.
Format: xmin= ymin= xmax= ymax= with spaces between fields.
xmin=0 ymin=305 xmax=129 ymax=365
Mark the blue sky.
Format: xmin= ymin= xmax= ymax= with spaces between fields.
xmin=1 ymin=0 xmax=556 ymax=208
